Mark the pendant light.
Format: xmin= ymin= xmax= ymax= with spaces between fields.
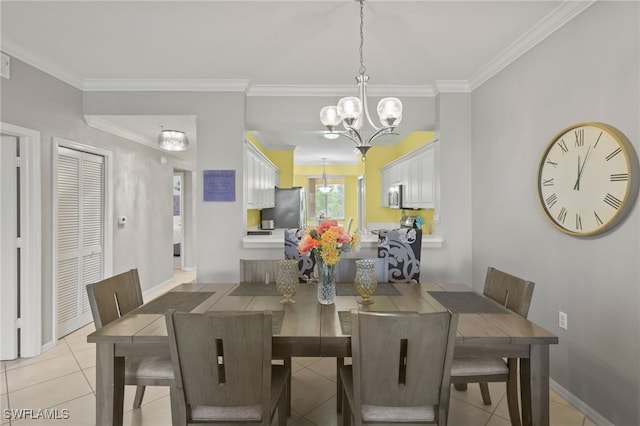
xmin=158 ymin=128 xmax=189 ymax=152
xmin=318 ymin=158 xmax=332 ymax=194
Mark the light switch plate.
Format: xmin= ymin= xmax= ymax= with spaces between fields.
xmin=1 ymin=53 xmax=10 ymax=79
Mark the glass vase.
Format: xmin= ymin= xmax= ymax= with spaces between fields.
xmin=316 ymin=255 xmax=336 ymax=305
xmin=354 ymin=259 xmax=378 ymax=305
xmin=276 ymin=259 xmax=299 ymax=304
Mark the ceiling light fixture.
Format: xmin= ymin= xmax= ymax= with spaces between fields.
xmin=158 ymin=128 xmax=189 ymax=152
xmin=320 ymin=0 xmax=402 ymax=161
xmin=318 ymin=158 xmax=332 ymax=194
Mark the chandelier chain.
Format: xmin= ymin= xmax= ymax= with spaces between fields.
xmin=359 ymin=0 xmax=366 ymax=76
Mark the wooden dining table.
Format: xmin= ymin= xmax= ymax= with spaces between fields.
xmin=87 ymin=281 xmax=558 ymax=426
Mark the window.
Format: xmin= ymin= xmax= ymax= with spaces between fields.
xmin=308 ymin=177 xmax=345 ymax=221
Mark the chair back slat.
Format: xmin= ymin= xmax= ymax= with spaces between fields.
xmin=239 ymin=259 xmax=280 ymax=283
xmin=351 ymin=311 xmax=458 ymax=411
xmin=483 ymin=267 xmax=535 ymax=317
xmin=85 ymin=269 xmax=143 ymax=329
xmin=166 ymin=311 xmax=272 ymax=416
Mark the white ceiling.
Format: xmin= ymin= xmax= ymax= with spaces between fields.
xmin=0 ymin=1 xmax=593 ymax=165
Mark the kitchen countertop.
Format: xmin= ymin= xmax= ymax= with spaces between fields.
xmin=242 ymin=228 xmax=443 ymax=249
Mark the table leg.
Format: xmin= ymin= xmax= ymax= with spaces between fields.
xmin=95 ymin=342 xmax=125 ymax=426
xmin=524 ymin=344 xmax=550 ymax=426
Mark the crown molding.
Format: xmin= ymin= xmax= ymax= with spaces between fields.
xmin=83 ymin=78 xmax=250 ymax=92
xmin=1 ymin=38 xmax=84 ymax=90
xmin=433 ymin=81 xmax=471 ymax=94
xmin=84 ymin=115 xmax=157 ymax=148
xmin=247 ymin=84 xmax=435 ymax=97
xmin=468 ymin=0 xmax=596 ymax=91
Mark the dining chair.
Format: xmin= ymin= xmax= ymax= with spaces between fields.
xmin=450 ymin=266 xmax=535 ymax=426
xmin=340 ymin=310 xmax=459 ymax=426
xmin=284 ymin=228 xmax=316 ymax=280
xmin=377 ymin=228 xmax=422 ymax=282
xmin=239 ymin=259 xmax=292 ymax=415
xmin=165 ymin=310 xmax=289 ymax=425
xmin=239 ymin=259 xmax=280 ymax=284
xmin=85 ymin=269 xmax=174 ymax=410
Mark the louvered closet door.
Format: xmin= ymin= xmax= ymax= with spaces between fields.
xmin=57 ymin=147 xmax=105 ymax=337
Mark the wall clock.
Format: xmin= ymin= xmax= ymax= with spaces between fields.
xmin=537 ymin=122 xmax=639 ymax=236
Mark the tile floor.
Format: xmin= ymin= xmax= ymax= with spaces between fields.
xmin=1 ymin=270 xmax=594 ymax=426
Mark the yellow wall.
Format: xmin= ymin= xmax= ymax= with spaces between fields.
xmin=246 ymin=130 xmax=437 ymax=233
xmin=245 ymin=133 xmax=295 ymax=228
xmin=293 ymin=164 xmax=360 ymax=229
xmin=364 ymin=131 xmax=437 ymax=233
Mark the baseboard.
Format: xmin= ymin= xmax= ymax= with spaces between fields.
xmin=142 ymin=278 xmax=174 ymax=298
xmin=550 ymin=378 xmax=613 ymax=426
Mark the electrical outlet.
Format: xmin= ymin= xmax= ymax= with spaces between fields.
xmin=558 ymin=311 xmax=568 ymax=330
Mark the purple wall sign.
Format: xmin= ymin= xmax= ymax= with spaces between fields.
xmin=203 ymin=170 xmax=236 ymax=202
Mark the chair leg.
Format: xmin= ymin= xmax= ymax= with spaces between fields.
xmin=506 ymin=358 xmax=522 ymax=426
xmin=133 ymin=385 xmax=146 ymax=408
xmin=336 ymin=357 xmax=344 ymax=413
xmin=169 ymin=385 xmax=186 ymax=426
xmin=341 ymin=385 xmax=351 ymax=426
xmin=479 ymin=382 xmax=492 ymax=405
xmin=284 ymin=357 xmax=292 ymax=416
xmin=453 ymin=383 xmax=468 ymax=391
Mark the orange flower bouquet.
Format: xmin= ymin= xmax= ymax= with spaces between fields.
xmin=298 ymin=219 xmax=360 ymax=304
xmin=298 ymin=219 xmax=360 ymax=266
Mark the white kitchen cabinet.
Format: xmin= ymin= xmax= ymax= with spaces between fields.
xmin=245 ymin=141 xmax=279 ymax=209
xmin=380 ymin=142 xmax=436 ymax=209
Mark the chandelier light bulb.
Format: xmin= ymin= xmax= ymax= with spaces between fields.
xmin=320 ymin=106 xmax=341 ymax=129
xmin=377 ymin=97 xmax=403 ymax=127
xmin=337 ymin=97 xmax=363 ymax=124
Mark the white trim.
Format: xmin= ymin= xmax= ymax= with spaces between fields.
xmin=84 ymin=115 xmax=153 ymax=147
xmin=52 ymin=138 xmax=113 ymax=340
xmin=83 ymin=78 xmax=250 ymax=92
xmin=468 ymin=1 xmax=596 ymax=91
xmin=247 ymin=84 xmax=436 ymax=97
xmin=0 ymin=123 xmax=42 ymax=358
xmin=549 ymin=378 xmax=613 ymax=426
xmin=1 ymin=38 xmax=84 ymax=90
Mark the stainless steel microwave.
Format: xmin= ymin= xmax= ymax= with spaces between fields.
xmin=388 ymin=184 xmax=403 ymax=209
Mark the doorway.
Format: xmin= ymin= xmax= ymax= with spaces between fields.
xmin=0 ymin=123 xmax=41 ymax=360
xmin=53 ymin=138 xmax=113 ymax=339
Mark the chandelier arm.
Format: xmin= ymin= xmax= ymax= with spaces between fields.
xmin=367 ymin=126 xmax=397 ymax=144
xmin=339 ymin=128 xmax=364 ymax=146
xmin=359 ymin=77 xmax=381 ymax=132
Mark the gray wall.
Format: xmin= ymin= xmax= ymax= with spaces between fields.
xmin=1 ymin=58 xmax=181 ymax=345
xmin=470 ymin=2 xmax=639 ymax=424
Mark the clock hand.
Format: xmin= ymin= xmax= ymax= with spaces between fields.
xmin=573 ymin=145 xmax=592 ymax=191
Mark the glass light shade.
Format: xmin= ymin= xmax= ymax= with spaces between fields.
xmin=377 ymin=97 xmax=403 ymax=127
xmin=320 ymin=106 xmax=341 ymax=127
xmin=158 ymin=130 xmax=189 ymax=151
xmin=318 ymin=184 xmax=332 ymax=194
xmin=337 ymin=97 xmax=362 ymax=122
xmin=323 ymin=131 xmax=340 ymax=140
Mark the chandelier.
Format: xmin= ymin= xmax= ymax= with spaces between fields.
xmin=320 ymin=0 xmax=402 ymax=161
xmin=318 ymin=157 xmax=332 ymax=194
xmin=158 ymin=129 xmax=189 ymax=152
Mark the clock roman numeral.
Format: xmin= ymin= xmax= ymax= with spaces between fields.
xmin=594 ymin=211 xmax=603 ymax=226
xmin=542 ymin=178 xmax=554 ymax=186
xmin=557 ymin=207 xmax=568 ymax=224
xmin=546 ymin=160 xmax=558 ymax=168
xmin=610 ymin=173 xmax=629 ymax=182
xmin=545 ymin=193 xmax=558 ymax=209
xmin=575 ymin=213 xmax=582 ymax=230
xmin=574 ymin=129 xmax=584 ymax=147
xmin=606 ymin=147 xmax=622 ymax=161
xmin=603 ymin=193 xmax=622 ymax=210
xmin=558 ymin=139 xmax=569 ymax=154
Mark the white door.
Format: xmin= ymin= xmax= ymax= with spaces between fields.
xmin=1 ymin=135 xmax=19 ymax=359
xmin=56 ymin=146 xmax=105 ymax=337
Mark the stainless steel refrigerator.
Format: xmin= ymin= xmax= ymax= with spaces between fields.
xmin=260 ymin=187 xmax=306 ymax=229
